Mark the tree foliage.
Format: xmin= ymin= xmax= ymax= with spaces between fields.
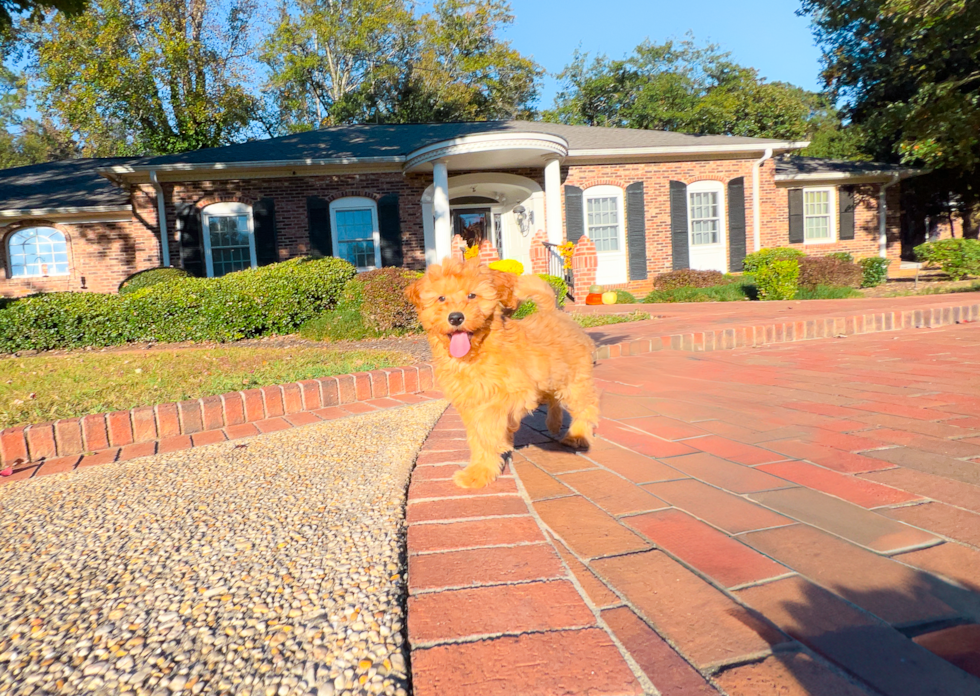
xmin=544 ymin=37 xmax=837 ymax=142
xmin=799 ymin=0 xmax=980 ymax=225
xmin=23 ymin=0 xmax=260 ymax=155
xmin=260 ymin=0 xmax=541 ymax=130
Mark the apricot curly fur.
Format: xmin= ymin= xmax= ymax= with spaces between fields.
xmin=405 ymin=257 xmax=600 ymax=489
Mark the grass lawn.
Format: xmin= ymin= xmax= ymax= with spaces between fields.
xmin=0 ymin=346 xmax=410 ymax=429
xmin=570 ymin=311 xmax=652 ymax=328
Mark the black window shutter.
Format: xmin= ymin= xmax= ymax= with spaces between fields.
xmin=564 ymin=185 xmax=584 ymax=244
xmin=839 ymin=186 xmax=855 ymax=240
xmin=625 ymin=182 xmax=648 ymax=281
xmin=669 ymin=180 xmax=689 ymax=270
xmin=788 ymin=188 xmax=805 ymax=244
xmin=176 ymin=201 xmax=204 ymax=277
xmin=253 ymin=197 xmax=278 ymax=266
xmin=378 ymin=194 xmax=403 ymax=267
xmin=307 ymin=196 xmax=332 ymax=258
xmin=728 ymin=177 xmax=747 ymax=272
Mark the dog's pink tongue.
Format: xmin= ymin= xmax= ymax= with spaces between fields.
xmin=449 ymin=332 xmax=471 ymax=358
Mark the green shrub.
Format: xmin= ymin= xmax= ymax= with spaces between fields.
xmin=118 ymin=267 xmax=191 ymax=294
xmin=0 ymin=256 xmax=357 ymax=353
xmin=742 ymin=247 xmax=805 ymax=274
xmin=654 ymin=269 xmax=729 ymax=290
xmin=0 ymin=292 xmax=130 ymax=352
xmin=914 ymin=239 xmax=980 ymax=280
xmin=358 ymin=267 xmax=422 ymax=333
xmin=512 ymin=274 xmax=569 ymax=318
xmin=825 ymin=251 xmax=854 ymax=263
xmin=756 ymin=259 xmax=800 ymax=301
xmin=797 ymin=257 xmax=863 ymax=291
xmin=794 ymin=285 xmax=861 ymax=300
xmin=537 ymin=274 xmax=569 ymax=308
xmin=614 ymin=290 xmax=636 ymax=304
xmin=859 ymin=257 xmax=890 ymax=287
xmin=644 ymin=280 xmax=755 ymax=303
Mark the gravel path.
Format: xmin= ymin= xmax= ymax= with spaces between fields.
xmin=0 ymin=400 xmax=446 ymax=696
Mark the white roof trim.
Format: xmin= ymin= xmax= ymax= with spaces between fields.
xmin=776 ymin=169 xmax=922 ymax=182
xmin=101 ymin=156 xmax=406 ymax=174
xmin=0 ymin=204 xmax=132 ymax=217
xmin=404 ymin=132 xmax=569 ymax=171
xmin=568 ymin=141 xmax=810 ymax=158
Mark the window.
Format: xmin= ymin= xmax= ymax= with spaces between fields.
xmin=330 ymin=197 xmax=381 ymax=270
xmin=201 ymin=202 xmax=256 ymax=277
xmin=584 ymin=186 xmax=624 ymax=252
xmin=8 ymin=227 xmax=69 ymax=277
xmin=804 ymin=187 xmax=834 ymax=242
xmin=688 ymin=182 xmax=723 ymax=246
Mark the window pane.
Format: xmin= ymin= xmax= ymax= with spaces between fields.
xmin=8 ymin=227 xmax=69 ymax=277
xmin=804 ymin=190 xmax=832 ymax=240
xmin=689 ymin=191 xmax=720 ymax=245
xmin=340 ymin=240 xmax=376 ymax=268
xmin=207 ymin=214 xmax=251 ymax=276
xmin=336 ymin=209 xmax=374 ymax=242
xmin=586 ymin=197 xmax=620 ymax=252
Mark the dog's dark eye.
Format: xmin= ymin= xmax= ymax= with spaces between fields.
xmin=438 ymin=296 xmax=446 ymax=302
xmin=467 ymin=293 xmax=477 ymax=300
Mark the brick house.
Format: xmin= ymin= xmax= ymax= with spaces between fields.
xmin=0 ymin=121 xmax=922 ymax=300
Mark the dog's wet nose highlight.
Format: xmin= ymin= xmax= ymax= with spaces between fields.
xmin=448 ymin=312 xmax=465 ymax=327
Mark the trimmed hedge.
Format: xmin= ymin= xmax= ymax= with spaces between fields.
xmin=119 ymin=267 xmax=191 ymax=294
xmin=915 ymin=239 xmax=980 ymax=280
xmin=359 ymin=267 xmax=422 ymax=333
xmin=654 ymin=269 xmax=729 ymax=291
xmin=756 ymin=259 xmax=800 ymax=301
xmin=797 ymin=257 xmax=863 ymax=291
xmin=0 ymin=257 xmax=357 ymax=353
xmin=859 ymin=257 xmax=890 ymax=287
xmin=512 ymin=273 xmax=568 ymax=319
xmin=742 ymin=247 xmax=805 ymax=274
xmin=614 ymin=290 xmax=637 ymax=304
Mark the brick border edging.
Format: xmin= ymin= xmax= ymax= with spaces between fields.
xmin=1 ymin=365 xmax=436 ymax=470
xmin=592 ymin=301 xmax=980 ymax=359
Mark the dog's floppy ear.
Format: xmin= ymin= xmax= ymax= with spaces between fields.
xmin=404 ymin=277 xmax=423 ymax=308
xmin=489 ymin=270 xmax=519 ymax=310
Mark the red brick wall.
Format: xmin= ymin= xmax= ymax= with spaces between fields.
xmin=769 ymin=183 xmax=902 ymax=263
xmin=0 ymin=188 xmax=162 ymax=298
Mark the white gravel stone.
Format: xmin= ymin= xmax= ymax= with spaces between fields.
xmin=0 ymin=401 xmax=446 ymax=696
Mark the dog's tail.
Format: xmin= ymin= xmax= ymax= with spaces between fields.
xmin=515 ymin=274 xmax=559 ymax=312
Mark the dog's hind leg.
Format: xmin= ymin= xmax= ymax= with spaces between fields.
xmin=454 ymin=405 xmax=512 ymax=489
xmin=560 ymin=377 xmax=600 ymax=450
xmin=545 ymin=395 xmax=564 ymax=435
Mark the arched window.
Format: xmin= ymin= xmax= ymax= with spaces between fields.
xmin=329 ymin=197 xmax=381 ymax=270
xmin=8 ymin=227 xmax=69 ymax=277
xmin=201 ymin=202 xmax=255 ymax=277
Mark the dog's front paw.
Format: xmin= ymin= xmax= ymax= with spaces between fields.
xmin=453 ymin=465 xmax=498 ymax=489
xmin=560 ymin=433 xmax=591 ymax=450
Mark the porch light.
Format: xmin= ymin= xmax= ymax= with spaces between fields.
xmin=514 ymin=205 xmax=533 ymax=236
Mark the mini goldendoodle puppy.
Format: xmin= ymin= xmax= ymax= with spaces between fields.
xmin=405 ymin=257 xmax=599 ymax=489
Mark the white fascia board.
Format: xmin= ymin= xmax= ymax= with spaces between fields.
xmin=566 ymin=141 xmax=810 ymax=158
xmin=100 ymin=156 xmax=406 ymax=175
xmin=0 ymin=204 xmax=132 ymax=217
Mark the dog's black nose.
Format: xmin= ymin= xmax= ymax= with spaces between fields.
xmin=448 ymin=312 xmax=465 ymax=327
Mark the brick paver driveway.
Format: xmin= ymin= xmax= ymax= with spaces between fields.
xmin=407 ymin=323 xmax=980 ymax=695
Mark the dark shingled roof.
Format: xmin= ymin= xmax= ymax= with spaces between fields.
xmin=134 ymin=120 xmax=797 ymax=167
xmin=776 ymin=156 xmax=912 ymax=177
xmin=0 ymin=157 xmax=134 ymax=212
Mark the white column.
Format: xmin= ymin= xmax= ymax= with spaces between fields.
xmin=432 ymin=160 xmax=451 ymax=262
xmin=544 ymin=156 xmax=562 ymax=244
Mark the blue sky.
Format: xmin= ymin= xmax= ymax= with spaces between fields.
xmin=503 ymin=0 xmax=825 ymax=108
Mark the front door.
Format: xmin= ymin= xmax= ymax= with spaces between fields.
xmin=687 ymin=185 xmax=727 ymax=272
xmin=452 ymin=208 xmax=490 ymax=248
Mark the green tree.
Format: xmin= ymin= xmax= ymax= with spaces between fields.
xmin=260 ymin=0 xmax=541 ymax=129
xmin=0 ymin=0 xmax=86 ymax=34
xmin=0 ymin=64 xmax=78 ymax=167
xmin=544 ymin=37 xmax=840 ymax=142
xmin=24 ymin=0 xmax=259 ymax=155
xmin=799 ymin=0 xmax=980 ymax=232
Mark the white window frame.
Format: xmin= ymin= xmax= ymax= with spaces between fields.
xmin=687 ymin=180 xmax=726 ymax=248
xmin=201 ymin=202 xmax=257 ymax=278
xmin=582 ymin=185 xmax=626 ymax=254
xmin=7 ymin=226 xmax=70 ymax=278
xmin=329 ymin=197 xmax=382 ymax=271
xmin=802 ymin=186 xmax=837 ymax=244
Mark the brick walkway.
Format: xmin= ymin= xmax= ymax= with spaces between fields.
xmin=406 ymin=323 xmax=980 ymax=695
